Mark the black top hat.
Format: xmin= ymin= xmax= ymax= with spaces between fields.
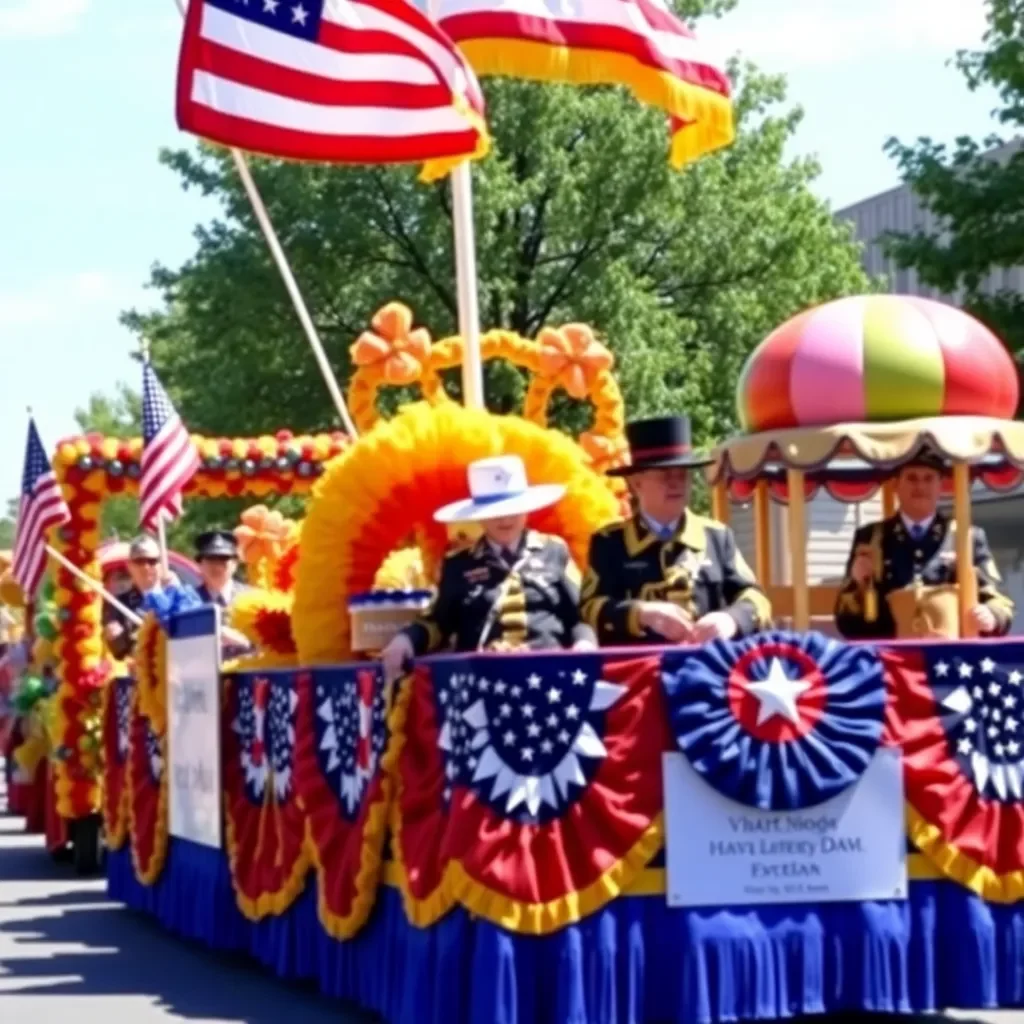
xmin=606 ymin=415 xmax=712 ymax=477
xmin=195 ymin=530 xmax=239 ymax=560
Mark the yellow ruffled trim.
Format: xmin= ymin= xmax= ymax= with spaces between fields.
xmin=419 ymin=95 xmax=491 ymax=183
xmin=100 ymin=680 xmax=130 ymax=852
xmin=135 ymin=616 xmax=167 ymax=737
xmin=224 ymin=786 xmax=311 ymax=921
xmin=126 ymin=687 xmax=169 ymax=887
xmin=387 ymin=674 xmax=458 ymax=927
xmin=456 ymin=38 xmax=735 ymax=168
xmin=905 ymin=803 xmax=1024 ymax=901
xmin=305 ymin=667 xmax=406 ymax=938
xmin=223 ymin=652 xmax=299 ymax=674
xmin=443 ymin=813 xmax=664 ymax=935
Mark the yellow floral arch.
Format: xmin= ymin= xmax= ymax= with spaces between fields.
xmin=292 ymin=401 xmax=622 ymax=665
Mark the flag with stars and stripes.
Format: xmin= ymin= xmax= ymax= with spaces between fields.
xmin=140 ymin=360 xmax=200 ymax=532
xmin=222 ymin=673 xmax=308 ymax=915
xmin=11 ymin=418 xmax=70 ymax=600
xmin=883 ymin=641 xmax=1024 ymax=897
xmin=664 ymin=631 xmax=887 ymax=811
xmin=392 ymin=652 xmax=670 ymax=928
xmin=175 ymin=0 xmax=489 ymax=179
xmin=293 ymin=665 xmax=392 ymax=937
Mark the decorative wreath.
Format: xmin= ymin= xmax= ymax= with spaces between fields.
xmin=291 ymin=400 xmax=623 ymax=665
xmin=348 ymin=303 xmax=629 ymax=475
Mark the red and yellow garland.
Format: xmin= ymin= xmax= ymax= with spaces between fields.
xmin=50 ymin=431 xmax=348 ymax=820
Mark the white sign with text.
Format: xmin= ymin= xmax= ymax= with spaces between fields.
xmin=663 ymin=747 xmax=906 ymax=907
xmin=167 ymin=606 xmax=223 ymax=849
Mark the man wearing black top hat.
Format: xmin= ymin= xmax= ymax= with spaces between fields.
xmin=834 ymin=448 xmax=1014 ymax=639
xmin=581 ymin=415 xmax=772 ymax=646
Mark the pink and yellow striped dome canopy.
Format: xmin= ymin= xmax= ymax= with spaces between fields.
xmin=737 ymin=295 xmax=1018 ymax=433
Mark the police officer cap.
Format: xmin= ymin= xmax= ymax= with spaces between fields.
xmin=129 ymin=535 xmax=161 ymax=561
xmin=902 ymin=446 xmax=947 ymax=474
xmin=195 ymin=530 xmax=239 ymax=560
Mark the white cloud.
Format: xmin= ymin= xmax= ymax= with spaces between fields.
xmin=0 ymin=0 xmax=90 ymax=41
xmin=702 ymin=0 xmax=988 ymax=70
xmin=0 ymin=271 xmax=138 ymax=329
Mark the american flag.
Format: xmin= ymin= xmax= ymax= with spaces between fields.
xmin=140 ymin=361 xmax=200 ymax=531
xmin=428 ymin=0 xmax=733 ymax=166
xmin=175 ymin=0 xmax=488 ymax=174
xmin=11 ymin=420 xmax=70 ymax=600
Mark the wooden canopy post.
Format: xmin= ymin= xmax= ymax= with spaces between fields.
xmin=711 ymin=478 xmax=730 ymax=525
xmin=881 ymin=479 xmax=898 ymax=518
xmin=786 ymin=469 xmax=810 ymax=629
xmin=753 ymin=479 xmax=772 ymax=585
xmin=952 ymin=462 xmax=978 ymax=638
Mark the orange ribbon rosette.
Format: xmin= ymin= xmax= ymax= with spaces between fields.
xmin=350 ymin=302 xmax=432 ymax=386
xmin=537 ymin=325 xmax=614 ymax=400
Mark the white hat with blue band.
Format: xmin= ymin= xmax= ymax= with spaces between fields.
xmin=433 ymin=456 xmax=566 ymax=524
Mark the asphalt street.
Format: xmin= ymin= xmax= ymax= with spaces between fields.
xmin=0 ymin=769 xmax=1021 ymax=1023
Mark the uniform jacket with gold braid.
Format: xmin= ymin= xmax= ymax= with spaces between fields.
xmin=402 ymin=531 xmax=596 ymax=655
xmin=834 ymin=511 xmax=1014 ymax=640
xmin=579 ymin=511 xmax=772 ymax=646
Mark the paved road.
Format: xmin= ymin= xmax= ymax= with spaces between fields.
xmin=0 ymin=776 xmax=1021 ymax=1023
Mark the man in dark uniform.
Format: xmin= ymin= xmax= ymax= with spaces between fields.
xmin=835 ymin=449 xmax=1014 ymax=639
xmin=194 ymin=530 xmax=243 ymax=607
xmin=381 ymin=455 xmax=595 ymax=682
xmin=581 ymin=415 xmax=771 ymax=646
xmin=194 ymin=530 xmax=253 ymax=655
xmin=102 ymin=535 xmax=170 ymax=660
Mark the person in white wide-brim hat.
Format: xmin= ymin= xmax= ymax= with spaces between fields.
xmin=381 ymin=455 xmax=597 ymax=683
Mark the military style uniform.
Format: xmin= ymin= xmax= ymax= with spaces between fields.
xmin=834 ymin=511 xmax=1014 ymax=640
xmin=402 ymin=531 xmax=596 ymax=655
xmin=580 ymin=512 xmax=772 ymax=645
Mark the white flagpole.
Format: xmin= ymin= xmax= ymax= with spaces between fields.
xmin=45 ymin=546 xmax=144 ymax=627
xmin=424 ymin=0 xmax=485 ymax=410
xmin=171 ymin=0 xmax=358 ymax=439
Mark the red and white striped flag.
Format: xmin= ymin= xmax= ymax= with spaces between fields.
xmin=140 ymin=361 xmax=201 ymax=532
xmin=12 ymin=420 xmax=71 ymax=600
xmin=431 ymin=0 xmax=733 ymax=167
xmin=175 ymin=0 xmax=489 ymax=179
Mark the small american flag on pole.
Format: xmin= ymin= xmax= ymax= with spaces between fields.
xmin=12 ymin=420 xmax=70 ymax=600
xmin=140 ymin=361 xmax=201 ymax=532
xmin=175 ymin=0 xmax=488 ymax=175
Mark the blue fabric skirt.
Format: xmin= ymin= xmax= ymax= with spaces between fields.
xmin=108 ymin=840 xmax=1024 ymax=1023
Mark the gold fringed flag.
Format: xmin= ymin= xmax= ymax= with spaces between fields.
xmin=432 ymin=0 xmax=733 ymax=166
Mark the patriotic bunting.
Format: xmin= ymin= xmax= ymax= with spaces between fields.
xmin=883 ymin=640 xmax=1024 ymax=902
xmin=665 ymin=631 xmax=887 ymax=811
xmin=127 ymin=686 xmax=169 ymax=886
xmin=223 ymin=673 xmax=310 ymax=919
xmin=394 ymin=652 xmax=671 ymax=934
xmin=102 ymin=675 xmax=134 ymax=851
xmin=293 ymin=665 xmax=393 ymax=938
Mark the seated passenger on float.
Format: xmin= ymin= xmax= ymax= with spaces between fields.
xmin=193 ymin=529 xmax=253 ymax=656
xmin=102 ymin=534 xmax=178 ymax=661
xmin=834 ymin=448 xmax=1014 ymax=639
xmin=380 ymin=455 xmax=596 ymax=681
xmin=581 ymin=414 xmax=771 ymax=645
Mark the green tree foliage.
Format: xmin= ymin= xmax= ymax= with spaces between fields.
xmin=0 ymin=498 xmax=15 ymax=549
xmin=124 ymin=69 xmax=868 ymax=453
xmin=884 ymin=0 xmax=1024 ymax=359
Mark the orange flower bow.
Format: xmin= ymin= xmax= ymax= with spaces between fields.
xmin=350 ymin=302 xmax=432 ymax=386
xmin=235 ymin=506 xmax=293 ymax=569
xmin=537 ymin=325 xmax=614 ymax=400
xmin=579 ymin=430 xmax=628 ymax=468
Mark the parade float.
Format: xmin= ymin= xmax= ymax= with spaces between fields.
xmin=84 ymin=296 xmax=1024 ymax=1023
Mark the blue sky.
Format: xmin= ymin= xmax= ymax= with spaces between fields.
xmin=0 ymin=0 xmax=1002 ymax=508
